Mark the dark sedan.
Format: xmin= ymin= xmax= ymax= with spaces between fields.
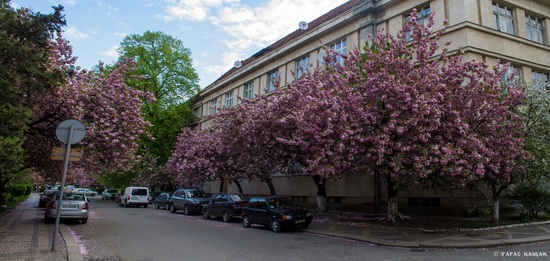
xmin=38 ymin=189 xmax=58 ymax=208
xmin=202 ymin=194 xmax=249 ymax=222
xmin=154 ymin=192 xmax=172 ymax=210
xmin=242 ymin=196 xmax=313 ymax=232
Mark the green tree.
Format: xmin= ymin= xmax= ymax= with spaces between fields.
xmin=0 ymin=0 xmax=65 ymax=204
xmin=511 ymin=84 xmax=550 ymax=219
xmin=119 ymin=31 xmax=200 ymax=108
xmin=117 ymin=31 xmax=200 ymax=184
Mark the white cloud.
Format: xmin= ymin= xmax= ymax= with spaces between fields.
xmin=99 ymin=45 xmax=119 ymax=59
xmin=211 ymin=0 xmax=348 ymax=51
xmin=163 ymin=0 xmax=348 ymax=86
xmin=114 ymin=32 xmax=127 ymax=38
xmin=63 ymin=0 xmax=77 ymax=6
xmin=162 ymin=0 xmax=228 ymax=21
xmin=65 ymin=27 xmax=89 ymax=40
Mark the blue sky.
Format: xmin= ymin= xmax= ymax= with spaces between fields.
xmin=12 ymin=0 xmax=348 ymax=89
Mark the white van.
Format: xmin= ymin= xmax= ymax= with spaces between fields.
xmin=119 ymin=187 xmax=151 ymax=208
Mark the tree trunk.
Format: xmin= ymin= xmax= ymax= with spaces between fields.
xmin=218 ymin=179 xmax=224 ymax=193
xmin=492 ymin=184 xmax=500 ymax=223
xmin=312 ymin=175 xmax=327 ymax=212
xmin=265 ymin=178 xmax=276 ymax=195
xmin=232 ymin=180 xmax=243 ymax=193
xmin=383 ymin=174 xmax=409 ymax=221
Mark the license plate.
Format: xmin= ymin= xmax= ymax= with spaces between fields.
xmin=295 ymin=219 xmax=306 ymax=224
xmin=62 ymin=204 xmax=77 ymax=209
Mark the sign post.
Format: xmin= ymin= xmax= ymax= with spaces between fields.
xmin=51 ymin=119 xmax=86 ymax=251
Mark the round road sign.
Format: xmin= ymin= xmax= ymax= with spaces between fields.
xmin=56 ymin=119 xmax=86 ymax=144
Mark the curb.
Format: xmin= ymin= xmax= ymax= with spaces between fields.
xmin=59 ymin=224 xmax=83 ymax=261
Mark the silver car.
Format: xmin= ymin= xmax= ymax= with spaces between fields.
xmin=74 ymin=188 xmax=98 ymax=197
xmin=44 ymin=192 xmax=89 ymax=224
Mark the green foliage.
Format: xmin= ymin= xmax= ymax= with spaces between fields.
xmin=117 ymin=30 xmax=200 ymax=180
xmin=142 ymin=101 xmax=195 ymax=165
xmin=119 ymin=30 xmax=200 ymax=107
xmin=7 ymin=184 xmax=27 ymax=197
xmin=511 ymin=182 xmax=550 ymax=220
xmin=97 ymin=171 xmax=136 ymax=190
xmin=512 ymin=84 xmax=550 ymax=220
xmin=0 ymin=0 xmax=66 ymax=205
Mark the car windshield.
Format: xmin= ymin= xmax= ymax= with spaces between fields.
xmin=186 ymin=190 xmax=207 ymax=198
xmin=267 ymin=199 xmax=294 ymax=209
xmin=132 ymin=188 xmax=148 ymax=196
xmin=228 ymin=194 xmax=248 ymax=201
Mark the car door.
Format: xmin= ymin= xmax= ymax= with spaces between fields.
xmin=209 ymin=195 xmax=224 ymax=216
xmin=255 ymin=199 xmax=271 ymax=226
xmin=171 ymin=190 xmax=183 ymax=209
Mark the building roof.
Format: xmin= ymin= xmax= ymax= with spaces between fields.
xmin=201 ymin=0 xmax=365 ymax=93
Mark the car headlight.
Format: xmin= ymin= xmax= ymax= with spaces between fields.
xmin=306 ymin=212 xmax=312 ymax=217
xmin=282 ymin=215 xmax=293 ymax=220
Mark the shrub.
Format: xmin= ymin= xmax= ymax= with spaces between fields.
xmin=8 ymin=185 xmax=27 ymax=197
xmin=512 ymin=184 xmax=550 ymax=220
xmin=25 ymin=185 xmax=33 ymax=195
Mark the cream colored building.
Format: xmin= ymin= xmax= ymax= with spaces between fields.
xmin=192 ymin=0 xmax=550 ymax=212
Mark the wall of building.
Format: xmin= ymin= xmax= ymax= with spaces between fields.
xmin=192 ymin=0 xmax=550 ymax=209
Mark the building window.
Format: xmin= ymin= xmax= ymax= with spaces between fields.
xmin=526 ymin=14 xmax=545 ymax=44
xmin=330 ymin=39 xmax=347 ymax=66
xmin=493 ymin=3 xmax=515 ymax=35
xmin=405 ymin=7 xmax=431 ymax=41
xmin=210 ymin=99 xmax=218 ymax=115
xmin=532 ymin=71 xmax=549 ymax=90
xmin=193 ymin=107 xmax=201 ymax=118
xmin=267 ymin=70 xmax=279 ymax=93
xmin=244 ymin=81 xmax=254 ymax=100
xmin=503 ymin=65 xmax=522 ymax=84
xmin=225 ymin=91 xmax=233 ymax=108
xmin=296 ymin=55 xmax=310 ymax=79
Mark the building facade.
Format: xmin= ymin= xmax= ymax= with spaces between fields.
xmin=192 ymin=0 xmax=550 ymax=211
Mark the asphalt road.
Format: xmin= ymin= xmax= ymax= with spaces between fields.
xmin=65 ymin=197 xmax=550 ymax=261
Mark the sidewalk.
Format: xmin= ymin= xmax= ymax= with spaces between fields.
xmin=307 ymin=210 xmax=550 ymax=249
xmin=1 ymin=195 xmax=550 ymax=261
xmin=0 ymin=193 xmax=81 ymax=261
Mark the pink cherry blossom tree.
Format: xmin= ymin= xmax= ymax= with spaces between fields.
xmin=278 ymin=10 xmax=527 ymax=220
xmin=25 ymin=34 xmax=153 ymax=184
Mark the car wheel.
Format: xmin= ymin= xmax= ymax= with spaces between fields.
xmin=81 ymin=219 xmax=88 ymax=224
xmin=242 ymin=215 xmax=251 ymax=228
xmin=222 ymin=212 xmax=231 ymax=222
xmin=155 ymin=202 xmax=159 ymax=209
xmin=301 ymin=223 xmax=310 ymax=229
xmin=169 ymin=204 xmax=176 ymax=213
xmin=44 ymin=217 xmax=54 ymax=224
xmin=124 ymin=200 xmax=128 ymax=207
xmin=144 ymin=204 xmax=148 ymax=208
xmin=91 ymin=193 xmax=96 ymax=197
xmin=183 ymin=205 xmax=190 ymax=215
xmin=202 ymin=209 xmax=210 ymax=219
xmin=271 ymin=219 xmax=282 ymax=233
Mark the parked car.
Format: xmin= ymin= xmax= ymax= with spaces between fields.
xmin=202 ymin=193 xmax=249 ymax=222
xmin=38 ymin=189 xmax=59 ymax=208
xmin=167 ymin=188 xmax=211 ymax=215
xmin=118 ymin=186 xmax=151 ymax=208
xmin=114 ymin=191 xmax=122 ymax=205
xmin=241 ymin=196 xmax=313 ymax=233
xmin=44 ymin=192 xmax=89 ymax=224
xmin=154 ymin=192 xmax=172 ymax=210
xmin=101 ymin=189 xmax=118 ymax=200
xmin=73 ymin=188 xmax=98 ymax=197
